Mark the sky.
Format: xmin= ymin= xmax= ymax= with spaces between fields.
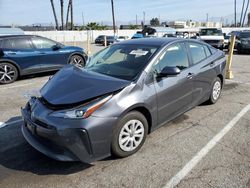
xmin=0 ymin=0 xmax=247 ymax=26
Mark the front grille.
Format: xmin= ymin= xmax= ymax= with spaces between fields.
xmin=203 ymin=40 xmax=220 ymax=43
xmin=34 ymin=118 xmax=56 ymax=130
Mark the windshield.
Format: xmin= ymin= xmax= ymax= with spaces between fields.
xmin=85 ymin=44 xmax=159 ymax=81
xmin=200 ymin=29 xmax=223 ymax=36
xmin=240 ymin=32 xmax=250 ymax=38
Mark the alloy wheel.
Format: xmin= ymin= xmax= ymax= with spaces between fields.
xmin=212 ymin=81 xmax=221 ymax=101
xmin=118 ymin=119 xmax=145 ymax=152
xmin=0 ymin=64 xmax=17 ymax=84
xmin=70 ymin=55 xmax=84 ymax=67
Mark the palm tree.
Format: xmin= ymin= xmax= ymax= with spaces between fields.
xmin=66 ymin=0 xmax=71 ymax=30
xmin=50 ymin=0 xmax=59 ymax=30
xmin=242 ymin=0 xmax=250 ymax=26
xmin=240 ymin=0 xmax=246 ymax=27
xmin=70 ymin=0 xmax=73 ymax=30
xmin=60 ymin=0 xmax=64 ymax=30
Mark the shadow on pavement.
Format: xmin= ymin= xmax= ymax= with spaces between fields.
xmin=0 ymin=116 xmax=92 ymax=175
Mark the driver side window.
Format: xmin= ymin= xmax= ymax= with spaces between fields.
xmin=155 ymin=43 xmax=189 ymax=72
xmin=31 ymin=37 xmax=57 ymax=49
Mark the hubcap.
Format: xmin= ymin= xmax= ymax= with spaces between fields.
xmin=118 ymin=119 xmax=145 ymax=152
xmin=71 ymin=56 xmax=83 ymax=67
xmin=212 ymin=81 xmax=221 ymax=100
xmin=0 ymin=65 xmax=15 ymax=83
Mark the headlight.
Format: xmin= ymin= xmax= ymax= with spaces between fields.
xmin=50 ymin=95 xmax=112 ymax=119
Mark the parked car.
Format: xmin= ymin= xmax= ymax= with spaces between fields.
xmin=199 ymin=28 xmax=224 ymax=50
xmin=0 ymin=35 xmax=87 ymax=84
xmin=95 ymin=35 xmax=106 ymax=44
xmin=131 ymin=33 xmax=144 ymax=39
xmin=102 ymin=36 xmax=118 ymax=46
xmin=163 ymin=33 xmax=177 ymax=38
xmin=22 ymin=38 xmax=226 ymax=163
xmin=223 ymin=35 xmax=231 ymax=49
xmin=116 ymin=36 xmax=129 ymax=42
xmin=235 ymin=31 xmax=250 ymax=54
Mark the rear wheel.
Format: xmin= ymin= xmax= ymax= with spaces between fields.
xmin=208 ymin=77 xmax=222 ymax=104
xmin=111 ymin=111 xmax=148 ymax=158
xmin=69 ymin=55 xmax=85 ymax=68
xmin=0 ymin=63 xmax=18 ymax=84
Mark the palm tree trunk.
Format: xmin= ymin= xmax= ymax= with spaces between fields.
xmin=70 ymin=0 xmax=73 ymax=30
xmin=66 ymin=0 xmax=71 ymax=30
xmin=240 ymin=0 xmax=246 ymax=27
xmin=242 ymin=0 xmax=250 ymax=27
xmin=50 ymin=0 xmax=59 ymax=30
xmin=60 ymin=0 xmax=64 ymax=30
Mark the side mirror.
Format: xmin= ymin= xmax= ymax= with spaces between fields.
xmin=52 ymin=44 xmax=61 ymax=51
xmin=0 ymin=49 xmax=4 ymax=57
xmin=157 ymin=66 xmax=181 ymax=77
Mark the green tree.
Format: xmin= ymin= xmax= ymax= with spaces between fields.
xmin=129 ymin=25 xmax=139 ymax=29
xmin=150 ymin=18 xmax=160 ymax=26
xmin=86 ymin=22 xmax=108 ymax=30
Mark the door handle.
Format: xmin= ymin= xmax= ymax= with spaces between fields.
xmin=187 ymin=73 xmax=194 ymax=79
xmin=38 ymin=52 xmax=46 ymax=55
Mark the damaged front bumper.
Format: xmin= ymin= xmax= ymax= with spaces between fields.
xmin=21 ymin=99 xmax=118 ymax=163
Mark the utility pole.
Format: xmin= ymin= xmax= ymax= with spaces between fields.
xmin=143 ymin=11 xmax=146 ymax=25
xmin=82 ymin=12 xmax=85 ymax=27
xmin=111 ymin=0 xmax=116 ymax=35
xmin=206 ymin=13 xmax=209 ymax=22
xmin=136 ymin=14 xmax=138 ymax=25
xmin=235 ymin=0 xmax=237 ymax=27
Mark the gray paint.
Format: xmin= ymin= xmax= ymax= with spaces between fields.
xmin=22 ymin=38 xmax=226 ymax=163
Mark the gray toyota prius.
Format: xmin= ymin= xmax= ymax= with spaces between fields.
xmin=22 ymin=38 xmax=226 ymax=163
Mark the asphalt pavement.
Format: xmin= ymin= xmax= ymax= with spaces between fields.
xmin=0 ymin=50 xmax=249 ymax=188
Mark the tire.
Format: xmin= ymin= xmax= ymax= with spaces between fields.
xmin=111 ymin=111 xmax=148 ymax=158
xmin=208 ymin=77 xmax=222 ymax=104
xmin=0 ymin=63 xmax=18 ymax=84
xmin=237 ymin=45 xmax=242 ymax=54
xmin=69 ymin=54 xmax=85 ymax=68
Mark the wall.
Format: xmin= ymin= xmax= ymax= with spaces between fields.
xmin=25 ymin=30 xmax=137 ymax=42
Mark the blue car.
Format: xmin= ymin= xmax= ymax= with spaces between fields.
xmin=0 ymin=35 xmax=87 ymax=84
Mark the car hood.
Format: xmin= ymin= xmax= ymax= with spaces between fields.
xmin=241 ymin=38 xmax=250 ymax=41
xmin=40 ymin=65 xmax=131 ymax=106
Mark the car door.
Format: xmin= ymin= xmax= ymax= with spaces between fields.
xmin=186 ymin=42 xmax=217 ymax=106
xmin=31 ymin=36 xmax=69 ymax=71
xmin=153 ymin=42 xmax=194 ymax=126
xmin=2 ymin=37 xmax=41 ymax=74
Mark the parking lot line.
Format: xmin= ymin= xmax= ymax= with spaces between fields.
xmin=164 ymin=103 xmax=250 ymax=188
xmin=0 ymin=80 xmax=47 ymax=90
xmin=0 ymin=119 xmax=23 ymax=129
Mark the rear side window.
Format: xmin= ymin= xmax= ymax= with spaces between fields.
xmin=204 ymin=45 xmax=212 ymax=57
xmin=2 ymin=38 xmax=32 ymax=50
xmin=187 ymin=42 xmax=207 ymax=64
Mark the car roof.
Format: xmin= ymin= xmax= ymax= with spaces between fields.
xmin=117 ymin=38 xmax=186 ymax=47
xmin=0 ymin=35 xmax=39 ymax=39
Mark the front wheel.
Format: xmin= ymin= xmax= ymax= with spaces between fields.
xmin=69 ymin=55 xmax=85 ymax=68
xmin=111 ymin=111 xmax=148 ymax=158
xmin=208 ymin=77 xmax=222 ymax=104
xmin=0 ymin=63 xmax=18 ymax=84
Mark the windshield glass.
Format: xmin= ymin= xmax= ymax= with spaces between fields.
xmin=200 ymin=29 xmax=223 ymax=36
xmin=240 ymin=32 xmax=250 ymax=38
xmin=85 ymin=44 xmax=159 ymax=81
